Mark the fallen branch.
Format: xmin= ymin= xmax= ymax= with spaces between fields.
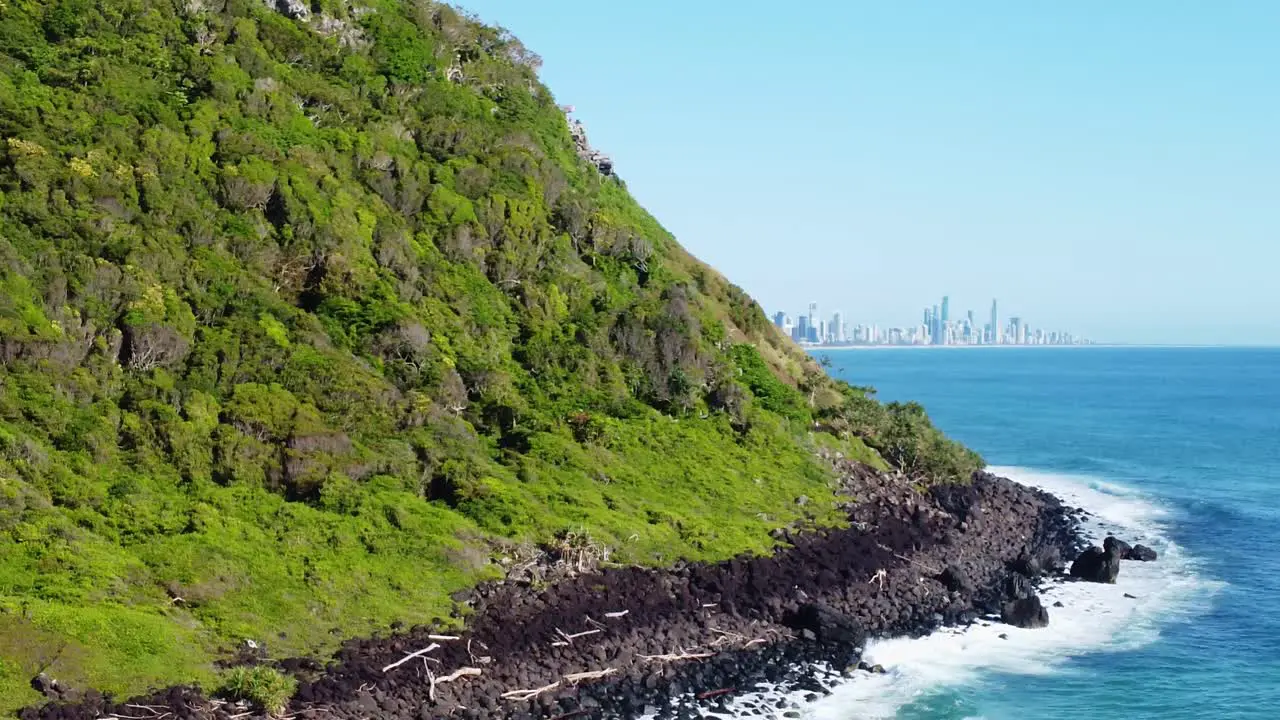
xmin=438 ymin=667 xmax=482 ymax=683
xmin=696 ymin=687 xmax=736 ymax=700
xmin=467 ymin=638 xmax=492 ymax=665
xmin=554 ymin=627 xmax=601 ymax=645
xmin=894 ymin=551 xmax=941 ymax=575
xmin=382 ymin=643 xmax=439 ymax=672
xmin=869 ymin=568 xmax=887 ymax=590
xmin=603 ymin=610 xmax=629 ymax=619
xmin=501 ymin=680 xmax=561 ymax=702
xmin=427 ymin=634 xmax=461 ymax=641
xmin=563 ymin=667 xmax=618 ymax=685
xmin=638 ymin=650 xmax=715 ymax=662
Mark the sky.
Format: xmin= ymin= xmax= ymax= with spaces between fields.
xmin=458 ymin=1 xmax=1279 ymax=344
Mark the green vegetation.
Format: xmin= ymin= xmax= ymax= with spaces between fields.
xmin=0 ymin=0 xmax=980 ymax=711
xmin=217 ymin=665 xmax=296 ymax=715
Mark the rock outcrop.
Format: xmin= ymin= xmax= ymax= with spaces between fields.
xmin=1127 ymin=544 xmax=1158 ymax=562
xmin=567 ymin=114 xmax=615 ymax=176
xmin=1104 ymin=535 xmax=1132 ymax=559
xmin=1001 ymin=596 xmax=1050 ymax=629
xmin=1069 ymin=545 xmax=1122 ymax=583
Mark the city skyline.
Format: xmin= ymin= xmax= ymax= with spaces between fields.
xmin=774 ymin=296 xmax=1091 ymax=347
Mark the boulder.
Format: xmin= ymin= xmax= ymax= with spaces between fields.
xmin=1001 ymin=596 xmax=1050 ymax=629
xmin=1069 ymin=546 xmax=1121 ymax=584
xmin=1126 ymin=544 xmax=1158 ymax=562
xmin=787 ymin=603 xmax=865 ymax=647
xmin=937 ymin=564 xmax=974 ymax=594
xmin=1011 ymin=551 xmax=1042 ymax=577
xmin=1103 ymin=536 xmax=1132 ymax=558
xmin=1004 ymin=572 xmax=1036 ymax=600
xmin=30 ymin=672 xmax=77 ymax=701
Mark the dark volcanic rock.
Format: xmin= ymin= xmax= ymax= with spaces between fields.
xmin=787 ymin=603 xmax=865 ymax=647
xmin=1103 ymin=536 xmax=1132 ymax=558
xmin=1012 ymin=546 xmax=1063 ymax=577
xmin=938 ymin=565 xmax=974 ymax=594
xmin=1069 ymin=546 xmax=1121 ymax=583
xmin=21 ymin=466 xmax=1084 ymax=720
xmin=1001 ymin=596 xmax=1049 ymax=629
xmin=30 ymin=673 xmax=76 ymax=702
xmin=1004 ymin=572 xmax=1036 ymax=600
xmin=1126 ymin=544 xmax=1158 ymax=562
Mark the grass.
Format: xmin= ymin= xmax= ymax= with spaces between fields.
xmin=217 ymin=666 xmax=296 ymax=714
xmin=0 ymin=404 xmax=871 ymax=715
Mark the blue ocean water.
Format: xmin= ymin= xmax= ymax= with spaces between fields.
xmin=804 ymin=347 xmax=1280 ymax=720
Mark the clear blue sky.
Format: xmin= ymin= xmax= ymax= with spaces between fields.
xmin=459 ymin=1 xmax=1279 ymax=344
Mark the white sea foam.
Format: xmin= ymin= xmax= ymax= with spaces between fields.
xmin=662 ymin=467 xmax=1222 ymax=719
xmin=801 ymin=467 xmax=1223 ymax=719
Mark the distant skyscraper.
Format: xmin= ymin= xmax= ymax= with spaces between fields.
xmin=832 ymin=311 xmax=844 ymax=343
xmin=808 ymin=302 xmax=818 ymax=330
xmin=773 ymin=311 xmax=786 ymax=329
xmin=941 ymin=296 xmax=950 ymax=323
xmin=990 ymin=299 xmax=999 ymax=345
xmin=931 ymin=304 xmax=941 ymax=345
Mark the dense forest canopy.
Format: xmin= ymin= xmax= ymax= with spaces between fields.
xmin=0 ymin=0 xmax=980 ymax=709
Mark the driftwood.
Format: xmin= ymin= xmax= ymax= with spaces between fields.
xmin=382 ymin=643 xmax=439 ymax=672
xmin=467 ymin=638 xmax=492 ymax=665
xmin=438 ymin=667 xmax=482 ymax=683
xmin=696 ymin=687 xmax=736 ymax=700
xmin=638 ymin=650 xmax=715 ymax=662
xmin=553 ymin=627 xmax=601 ymax=645
xmin=563 ymin=667 xmax=617 ymax=685
xmin=499 ymin=666 xmax=618 ymax=703
xmin=425 ymin=663 xmax=482 ymax=702
xmin=501 ymin=680 xmax=561 ymax=701
xmin=869 ymin=568 xmax=887 ymax=590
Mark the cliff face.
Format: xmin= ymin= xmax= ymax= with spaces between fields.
xmin=0 ymin=0 xmax=977 ymax=708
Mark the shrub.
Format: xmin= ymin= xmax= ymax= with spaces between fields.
xmin=217 ymin=666 xmax=296 ymax=715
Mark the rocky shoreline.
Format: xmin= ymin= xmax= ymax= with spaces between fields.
xmin=21 ymin=461 xmax=1088 ymax=720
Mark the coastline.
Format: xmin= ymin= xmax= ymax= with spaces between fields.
xmin=22 ymin=460 xmax=1086 ymax=720
xmin=809 ymin=343 xmax=1272 ymax=352
xmin=812 ymin=344 xmax=1116 ymax=352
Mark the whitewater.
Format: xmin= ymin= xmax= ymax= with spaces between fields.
xmin=677 ymin=467 xmax=1222 ymax=720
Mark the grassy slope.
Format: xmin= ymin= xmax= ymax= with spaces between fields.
xmin=0 ymin=0 xmax=972 ymax=710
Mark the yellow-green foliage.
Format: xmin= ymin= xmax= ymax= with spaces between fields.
xmin=218 ymin=665 xmax=296 ymax=715
xmin=0 ymin=0 xmax=978 ymax=712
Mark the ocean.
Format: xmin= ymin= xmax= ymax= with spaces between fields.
xmin=791 ymin=346 xmax=1277 ymax=720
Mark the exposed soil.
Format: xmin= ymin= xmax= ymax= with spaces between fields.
xmin=19 ymin=461 xmax=1083 ymax=720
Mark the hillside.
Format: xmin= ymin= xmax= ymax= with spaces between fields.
xmin=0 ymin=0 xmax=979 ymax=710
